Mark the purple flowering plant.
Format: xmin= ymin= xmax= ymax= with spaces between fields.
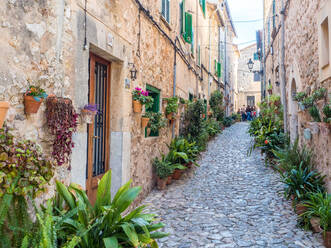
xmin=132 ymin=87 xmax=154 ymax=109
xmin=84 ymin=104 xmax=98 ymax=113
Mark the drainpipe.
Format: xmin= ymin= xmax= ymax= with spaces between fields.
xmin=224 ymin=24 xmax=228 ymax=116
xmin=172 ymin=37 xmax=177 ymax=138
xmin=280 ymin=0 xmax=288 ymax=134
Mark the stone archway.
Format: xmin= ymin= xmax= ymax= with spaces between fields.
xmin=289 ymin=79 xmax=298 ymax=143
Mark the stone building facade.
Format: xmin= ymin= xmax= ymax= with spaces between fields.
xmin=236 ymin=44 xmax=261 ymax=111
xmin=263 ymin=0 xmax=331 ymax=190
xmin=0 ymin=0 xmax=236 ymax=201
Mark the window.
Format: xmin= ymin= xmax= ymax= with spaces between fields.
xmin=161 ymin=0 xmax=170 ymax=23
xmin=145 ymin=85 xmax=161 ymax=137
xmin=321 ymin=17 xmax=330 ymax=68
xmin=179 ymin=1 xmax=185 ymax=34
xmin=267 ymin=20 xmax=270 ymax=45
xmin=199 ymin=0 xmax=206 ymax=16
xmin=272 ymin=0 xmax=276 ymax=28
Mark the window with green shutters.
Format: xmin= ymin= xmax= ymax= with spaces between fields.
xmin=145 ymin=85 xmax=161 ymax=137
xmin=161 ymin=0 xmax=170 ymax=23
xmin=184 ymin=12 xmax=193 ymax=44
xmin=199 ymin=0 xmax=206 ymax=16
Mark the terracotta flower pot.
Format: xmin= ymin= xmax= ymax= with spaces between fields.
xmin=166 ymin=176 xmax=172 ymax=185
xmin=324 ymin=231 xmax=331 ymax=248
xmin=167 ymin=113 xmax=174 ymax=120
xmin=310 ymin=217 xmax=322 ymax=233
xmin=141 ymin=117 xmax=150 ymax=128
xmin=268 ymin=89 xmax=272 ymax=95
xmin=0 ymin=102 xmax=10 ymax=128
xmin=146 ymin=128 xmax=151 ymax=136
xmin=172 ymin=169 xmax=183 ymax=180
xmin=295 ymin=203 xmax=307 ymax=215
xmin=24 ymin=95 xmax=43 ymax=114
xmin=156 ymin=177 xmax=167 ymax=190
xmin=202 ymin=114 xmax=206 ymax=118
xmin=133 ymin=100 xmax=142 ymax=113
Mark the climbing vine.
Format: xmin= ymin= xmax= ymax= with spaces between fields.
xmin=45 ymin=97 xmax=78 ymax=168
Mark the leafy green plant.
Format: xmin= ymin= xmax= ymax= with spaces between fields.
xmin=294 ymin=92 xmax=307 ymax=102
xmin=179 ymin=97 xmax=186 ymax=105
xmin=146 ymin=112 xmax=167 ymax=133
xmin=153 ymin=154 xmax=174 ymax=179
xmin=222 ymin=117 xmax=233 ymax=127
xmin=268 ymin=84 xmax=273 ymax=90
xmin=312 ymin=87 xmax=327 ymax=101
xmin=282 ymin=163 xmax=325 ymax=202
xmin=206 ymin=119 xmax=221 ymax=137
xmin=323 ymin=104 xmax=331 ymax=124
xmin=168 ymin=138 xmax=199 ymax=166
xmin=164 ymin=97 xmax=179 ymax=116
xmin=308 ymin=105 xmax=321 ymax=122
xmin=302 ymin=96 xmax=314 ymax=108
xmin=132 ymin=87 xmax=154 ymax=109
xmin=209 ymin=91 xmax=224 ymax=122
xmin=53 ymin=170 xmax=168 ymax=247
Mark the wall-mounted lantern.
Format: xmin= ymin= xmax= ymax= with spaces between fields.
xmin=128 ymin=63 xmax=137 ymax=81
xmin=247 ymin=58 xmax=254 ymax=72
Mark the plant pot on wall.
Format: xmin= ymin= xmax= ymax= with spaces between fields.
xmin=268 ymin=89 xmax=272 ymax=95
xmin=166 ymin=113 xmax=174 ymax=120
xmin=141 ymin=117 xmax=150 ymax=129
xmin=80 ymin=109 xmax=97 ymax=124
xmin=172 ymin=169 xmax=183 ymax=180
xmin=24 ymin=95 xmax=43 ymax=114
xmin=0 ymin=102 xmax=9 ymax=128
xmin=133 ymin=100 xmax=142 ymax=113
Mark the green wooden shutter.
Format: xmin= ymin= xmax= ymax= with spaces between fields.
xmin=214 ymin=59 xmax=217 ymax=75
xmin=202 ymin=0 xmax=206 ymax=16
xmin=166 ymin=0 xmax=170 ymax=22
xmin=217 ymin=62 xmax=221 ymax=77
xmin=180 ymin=1 xmax=185 ymax=34
xmin=184 ymin=12 xmax=193 ymax=44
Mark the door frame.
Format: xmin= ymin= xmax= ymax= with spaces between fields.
xmin=86 ymin=53 xmax=111 ymax=200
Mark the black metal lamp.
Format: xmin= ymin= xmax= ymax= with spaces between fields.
xmin=128 ymin=63 xmax=137 ymax=81
xmin=247 ymin=58 xmax=254 ymax=72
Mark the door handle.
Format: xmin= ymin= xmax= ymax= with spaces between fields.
xmin=93 ymin=136 xmax=99 ymax=139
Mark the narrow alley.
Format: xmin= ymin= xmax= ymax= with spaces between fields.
xmin=144 ymin=123 xmax=324 ymax=248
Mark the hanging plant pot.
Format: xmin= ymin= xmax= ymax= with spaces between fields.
xmin=156 ymin=177 xmax=167 ymax=190
xmin=24 ymin=95 xmax=43 ymax=114
xmin=202 ymin=114 xmax=206 ymax=119
xmin=208 ymin=111 xmax=212 ymax=117
xmin=167 ymin=113 xmax=174 ymax=120
xmin=310 ymin=217 xmax=322 ymax=233
xmin=0 ymin=102 xmax=9 ymax=128
xmin=268 ymin=89 xmax=273 ymax=95
xmin=274 ymin=100 xmax=281 ymax=106
xmin=133 ymin=100 xmax=142 ymax=113
xmin=141 ymin=117 xmax=150 ymax=129
xmin=80 ymin=109 xmax=97 ymax=124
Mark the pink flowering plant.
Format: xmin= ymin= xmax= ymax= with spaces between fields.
xmin=132 ymin=87 xmax=154 ymax=109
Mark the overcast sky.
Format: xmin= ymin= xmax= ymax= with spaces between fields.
xmin=227 ymin=0 xmax=263 ymax=48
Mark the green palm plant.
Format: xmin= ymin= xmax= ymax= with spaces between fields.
xmin=53 ymin=170 xmax=168 ymax=248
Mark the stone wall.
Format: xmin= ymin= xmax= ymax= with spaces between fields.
xmin=264 ymin=0 xmax=331 ymax=190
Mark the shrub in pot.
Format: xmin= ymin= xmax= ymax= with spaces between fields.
xmin=322 ymin=103 xmax=331 ymax=126
xmin=0 ymin=101 xmax=9 ymax=128
xmin=141 ymin=112 xmax=151 ymax=129
xmin=153 ymin=154 xmax=174 ymax=189
xmin=164 ymin=97 xmax=179 ymax=120
xmin=132 ymin=87 xmax=153 ymax=113
xmin=24 ymin=85 xmax=47 ymax=114
xmin=147 ymin=112 xmax=167 ymax=134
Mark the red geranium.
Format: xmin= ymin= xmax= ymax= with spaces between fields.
xmin=265 ymin=140 xmax=269 ymax=145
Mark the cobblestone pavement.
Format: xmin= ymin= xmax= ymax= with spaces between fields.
xmin=143 ymin=122 xmax=325 ymax=248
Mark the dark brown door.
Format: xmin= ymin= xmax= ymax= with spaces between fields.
xmin=87 ymin=53 xmax=111 ymax=203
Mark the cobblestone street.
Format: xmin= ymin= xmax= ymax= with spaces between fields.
xmin=143 ymin=123 xmax=325 ymax=248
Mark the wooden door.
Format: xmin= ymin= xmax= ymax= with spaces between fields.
xmin=87 ymin=53 xmax=111 ymax=203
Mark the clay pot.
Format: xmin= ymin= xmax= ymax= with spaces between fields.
xmin=166 ymin=113 xmax=174 ymax=120
xmin=202 ymin=114 xmax=206 ymax=118
xmin=166 ymin=176 xmax=172 ymax=185
xmin=81 ymin=109 xmax=97 ymax=124
xmin=24 ymin=95 xmax=43 ymax=114
xmin=208 ymin=111 xmax=212 ymax=116
xmin=146 ymin=128 xmax=151 ymax=136
xmin=172 ymin=169 xmax=183 ymax=180
xmin=133 ymin=100 xmax=142 ymax=113
xmin=268 ymin=89 xmax=272 ymax=95
xmin=295 ymin=203 xmax=307 ymax=215
xmin=310 ymin=217 xmax=322 ymax=233
xmin=324 ymin=231 xmax=331 ymax=248
xmin=0 ymin=102 xmax=10 ymax=128
xmin=186 ymin=162 xmax=193 ymax=168
xmin=141 ymin=117 xmax=150 ymax=129
xmin=156 ymin=177 xmax=167 ymax=190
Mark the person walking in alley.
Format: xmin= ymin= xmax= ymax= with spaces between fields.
xmin=241 ymin=106 xmax=247 ymax=121
xmin=246 ymin=105 xmax=252 ymax=121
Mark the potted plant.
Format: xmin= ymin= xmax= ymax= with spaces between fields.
xmin=146 ymin=112 xmax=167 ymax=134
xmin=141 ymin=112 xmax=151 ymax=129
xmin=152 ymin=155 xmax=173 ymax=190
xmin=24 ymin=85 xmax=47 ymax=114
xmin=0 ymin=101 xmax=9 ymax=128
xmin=294 ymin=92 xmax=307 ymax=102
xmin=312 ymin=87 xmax=327 ymax=103
xmin=322 ymin=104 xmax=331 ymax=130
xmin=81 ymin=104 xmax=98 ymax=124
xmin=132 ymin=87 xmax=154 ymax=113
xmin=267 ymin=84 xmax=273 ymax=94
xmin=165 ymin=97 xmax=179 ymax=120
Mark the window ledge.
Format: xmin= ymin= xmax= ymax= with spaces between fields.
xmin=160 ymin=15 xmax=172 ymax=31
